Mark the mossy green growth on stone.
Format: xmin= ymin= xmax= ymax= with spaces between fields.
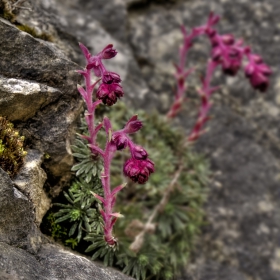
xmin=16 ymin=24 xmax=53 ymax=42
xmin=0 ymin=0 xmax=16 ymax=22
xmin=0 ymin=1 xmax=53 ymax=42
xmin=50 ymin=102 xmax=209 ymax=280
xmin=0 ymin=116 xmax=27 ymax=176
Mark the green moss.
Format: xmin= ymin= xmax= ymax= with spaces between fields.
xmin=45 ymin=212 xmax=68 ymax=240
xmin=16 ymin=24 xmax=53 ymax=42
xmin=0 ymin=0 xmax=17 ymax=22
xmin=0 ymin=1 xmax=53 ymax=42
xmin=0 ymin=116 xmax=27 ymax=177
xmin=1 ymin=8 xmax=16 ymax=21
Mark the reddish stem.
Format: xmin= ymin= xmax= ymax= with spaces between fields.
xmin=187 ymin=59 xmax=218 ymax=142
xmin=102 ymin=141 xmax=118 ymax=246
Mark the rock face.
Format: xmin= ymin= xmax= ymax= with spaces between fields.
xmin=0 ymin=167 xmax=40 ymax=253
xmin=0 ymin=0 xmax=280 ymax=279
xmin=13 ymin=149 xmax=50 ymax=225
xmin=0 ymin=168 xmax=133 ymax=280
xmin=0 ymin=241 xmax=134 ymax=280
xmin=0 ymin=76 xmax=61 ymax=122
xmin=0 ymin=16 xmax=83 ymax=187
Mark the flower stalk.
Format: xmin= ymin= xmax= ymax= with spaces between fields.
xmin=77 ymin=44 xmax=154 ymax=246
xmin=167 ymin=12 xmax=272 ymax=144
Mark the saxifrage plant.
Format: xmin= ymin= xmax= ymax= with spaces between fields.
xmin=48 ymin=12 xmax=271 ymax=280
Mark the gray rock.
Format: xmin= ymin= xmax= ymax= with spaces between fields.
xmin=0 ymin=242 xmax=134 ymax=280
xmin=0 ymin=17 xmax=83 ymax=185
xmin=0 ymin=75 xmax=60 ymax=121
xmin=0 ymin=167 xmax=42 ymax=254
xmin=13 ymin=149 xmax=50 ymax=225
xmin=36 ymin=243 xmax=134 ymax=280
xmin=0 ymin=168 xmax=133 ymax=280
xmin=178 ymin=106 xmax=280 ymax=280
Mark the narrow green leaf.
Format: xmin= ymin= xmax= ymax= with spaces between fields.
xmin=75 ymin=166 xmax=86 ymax=177
xmin=69 ymin=222 xmax=78 ymax=237
xmin=104 ymin=251 xmax=109 ymax=266
xmin=85 ymin=243 xmax=98 ymax=253
xmin=72 ymin=153 xmax=89 ymax=159
xmin=85 ymin=172 xmax=92 ymax=183
xmin=84 ymin=216 xmax=91 ymax=232
xmin=55 ymin=214 xmax=71 ymax=223
xmin=91 ymin=250 xmax=101 ymax=260
xmin=63 ymin=192 xmax=74 ymax=204
xmin=53 ymin=209 xmax=71 ymax=216
xmin=92 ymin=165 xmax=97 ymax=176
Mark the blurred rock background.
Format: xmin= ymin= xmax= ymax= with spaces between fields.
xmin=0 ymin=0 xmax=280 ymax=279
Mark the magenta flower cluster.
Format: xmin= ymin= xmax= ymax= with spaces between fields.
xmin=204 ymin=13 xmax=272 ymax=91
xmin=167 ymin=12 xmax=272 ymax=142
xmin=80 ymin=43 xmax=124 ymax=106
xmin=112 ymin=115 xmax=155 ymax=184
xmin=110 ymin=116 xmax=154 ymax=184
xmin=77 ymin=44 xmax=154 ymax=246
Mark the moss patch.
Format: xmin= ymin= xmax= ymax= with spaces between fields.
xmin=0 ymin=1 xmax=53 ymax=42
xmin=0 ymin=116 xmax=27 ymax=177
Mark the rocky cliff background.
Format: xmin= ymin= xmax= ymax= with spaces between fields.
xmin=0 ymin=0 xmax=280 ymax=279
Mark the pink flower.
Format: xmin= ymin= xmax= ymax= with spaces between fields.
xmin=112 ymin=133 xmax=128 ymax=150
xmin=96 ymin=83 xmax=124 ymax=106
xmin=131 ymin=145 xmax=148 ymax=160
xmin=86 ymin=57 xmax=102 ymax=77
xmin=221 ymin=34 xmax=235 ymax=45
xmin=123 ymin=158 xmax=154 ymax=184
xmin=98 ymin=44 xmax=117 ymax=59
xmin=211 ymin=36 xmax=243 ymax=76
xmin=123 ymin=115 xmax=143 ymax=134
xmin=221 ymin=51 xmax=242 ymax=76
xmin=102 ymin=71 xmax=121 ymax=84
xmin=244 ymin=54 xmax=272 ymax=92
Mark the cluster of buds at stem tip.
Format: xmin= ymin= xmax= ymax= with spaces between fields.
xmin=203 ymin=13 xmax=272 ymax=88
xmin=167 ymin=12 xmax=272 ymax=143
xmin=79 ymin=43 xmax=124 ymax=106
xmin=111 ymin=115 xmax=155 ymax=184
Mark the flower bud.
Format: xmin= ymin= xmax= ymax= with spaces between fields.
xmin=244 ymin=54 xmax=272 ymax=92
xmin=245 ymin=65 xmax=271 ymax=92
xmin=123 ymin=158 xmax=154 ymax=184
xmin=102 ymin=71 xmax=121 ymax=84
xmin=96 ymin=83 xmax=124 ymax=106
xmin=123 ymin=115 xmax=143 ymax=134
xmin=112 ymin=133 xmax=128 ymax=150
xmin=221 ymin=46 xmax=242 ymax=76
xmin=207 ymin=28 xmax=217 ymax=38
xmin=252 ymin=54 xmax=263 ymax=64
xmin=131 ymin=145 xmax=148 ymax=160
xmin=99 ymin=44 xmax=117 ymax=59
xmin=249 ymin=72 xmax=270 ymax=92
xmin=222 ymin=34 xmax=235 ymax=45
xmin=222 ymin=59 xmax=241 ymax=76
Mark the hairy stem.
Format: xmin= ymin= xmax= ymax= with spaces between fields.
xmin=187 ymin=59 xmax=218 ymax=142
xmin=102 ymin=142 xmax=117 ymax=246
